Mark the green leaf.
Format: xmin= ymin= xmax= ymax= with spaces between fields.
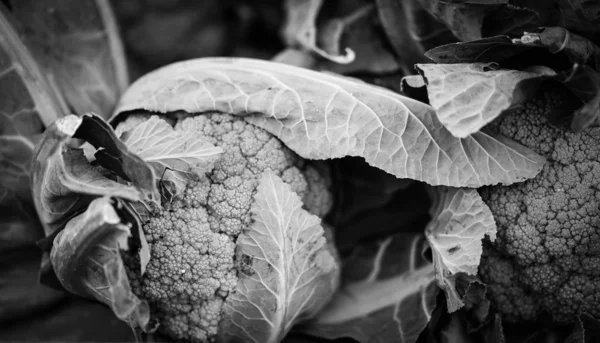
xmin=31 ymin=114 xmax=150 ymax=238
xmin=302 ymin=233 xmax=438 ymax=343
xmin=416 ymin=63 xmax=541 ymax=138
xmin=51 ymin=196 xmax=151 ymax=330
xmin=220 ymin=170 xmax=340 ymax=343
xmin=424 ymin=36 xmax=539 ymax=64
xmin=425 ymin=186 xmax=496 ymax=312
xmin=3 ymin=0 xmax=128 ymax=118
xmin=113 ymin=57 xmax=546 ymax=188
xmin=118 ymin=115 xmax=223 ymax=197
xmin=281 ymin=0 xmax=354 ymax=64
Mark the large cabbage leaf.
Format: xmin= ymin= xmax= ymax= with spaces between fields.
xmin=425 ymin=186 xmax=496 ymax=312
xmin=301 ymin=233 xmax=438 ymax=343
xmin=220 ymin=170 xmax=340 ymax=343
xmin=113 ymin=57 xmax=545 ymax=188
xmin=2 ymin=0 xmax=128 ymax=118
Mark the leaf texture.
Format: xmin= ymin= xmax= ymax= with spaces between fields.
xmin=417 ymin=63 xmax=539 ymax=138
xmin=120 ymin=116 xmax=222 ymax=196
xmin=113 ymin=57 xmax=546 ymax=187
xmin=51 ymin=196 xmax=150 ymax=329
xmin=425 ymin=186 xmax=496 ymax=312
xmin=303 ymin=233 xmax=438 ymax=343
xmin=220 ymin=170 xmax=339 ymax=343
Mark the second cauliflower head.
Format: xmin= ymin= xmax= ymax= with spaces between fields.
xmin=119 ymin=112 xmax=334 ymax=342
xmin=478 ymin=89 xmax=600 ymax=324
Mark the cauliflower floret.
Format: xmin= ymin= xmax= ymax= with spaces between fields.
xmin=123 ymin=112 xmax=333 ymax=342
xmin=478 ymin=89 xmax=600 ymax=324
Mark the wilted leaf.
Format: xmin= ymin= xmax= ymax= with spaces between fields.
xmin=3 ymin=0 xmax=128 ymax=118
xmin=220 ymin=170 xmax=339 ymax=343
xmin=51 ymin=196 xmax=151 ymax=330
xmin=31 ymin=114 xmax=153 ymax=238
xmin=416 ymin=63 xmax=540 ymax=138
xmin=119 ymin=115 xmax=222 ymax=197
xmin=302 ymin=233 xmax=438 ymax=343
xmin=281 ymin=0 xmax=354 ymax=64
xmin=316 ymin=4 xmax=399 ymax=74
xmin=425 ymin=186 xmax=496 ymax=312
xmin=114 ymin=57 xmax=546 ymax=188
xmin=424 ymin=36 xmax=538 ymax=64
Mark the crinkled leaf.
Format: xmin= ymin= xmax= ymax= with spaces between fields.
xmin=512 ymin=27 xmax=600 ymax=70
xmin=416 ymin=0 xmax=539 ymax=42
xmin=114 ymin=57 xmax=546 ymax=188
xmin=566 ymin=313 xmax=600 ymax=343
xmin=281 ymin=0 xmax=354 ymax=64
xmin=416 ymin=63 xmax=540 ymax=138
xmin=3 ymin=0 xmax=128 ymax=118
xmin=220 ymin=170 xmax=339 ymax=343
xmin=375 ymin=0 xmax=455 ymax=75
xmin=119 ymin=115 xmax=222 ymax=197
xmin=31 ymin=114 xmax=152 ymax=239
xmin=424 ymin=36 xmax=539 ymax=64
xmin=51 ymin=196 xmax=151 ymax=329
xmin=425 ymin=186 xmax=496 ymax=312
xmin=301 ymin=233 xmax=438 ymax=343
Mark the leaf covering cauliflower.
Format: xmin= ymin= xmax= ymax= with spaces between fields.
xmin=478 ymin=89 xmax=600 ymax=324
xmin=118 ymin=112 xmax=337 ymax=342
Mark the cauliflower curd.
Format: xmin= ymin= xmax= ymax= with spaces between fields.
xmin=121 ymin=113 xmax=333 ymax=342
xmin=478 ymin=90 xmax=600 ymax=324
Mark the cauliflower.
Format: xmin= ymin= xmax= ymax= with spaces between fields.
xmin=478 ymin=89 xmax=600 ymax=324
xmin=120 ymin=113 xmax=334 ymax=342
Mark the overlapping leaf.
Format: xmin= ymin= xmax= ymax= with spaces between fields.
xmin=119 ymin=115 xmax=222 ymax=196
xmin=3 ymin=0 xmax=128 ymax=118
xmin=425 ymin=186 xmax=496 ymax=312
xmin=416 ymin=63 xmax=540 ymax=138
xmin=113 ymin=57 xmax=546 ymax=188
xmin=302 ymin=233 xmax=438 ymax=343
xmin=51 ymin=196 xmax=151 ymax=329
xmin=220 ymin=170 xmax=339 ymax=343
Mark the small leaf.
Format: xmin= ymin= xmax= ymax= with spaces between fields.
xmin=425 ymin=186 xmax=496 ymax=312
xmin=416 ymin=63 xmax=541 ymax=138
xmin=220 ymin=170 xmax=340 ymax=343
xmin=302 ymin=233 xmax=438 ymax=343
xmin=51 ymin=196 xmax=151 ymax=330
xmin=113 ymin=57 xmax=546 ymax=188
xmin=281 ymin=0 xmax=354 ymax=64
xmin=119 ymin=116 xmax=223 ymax=197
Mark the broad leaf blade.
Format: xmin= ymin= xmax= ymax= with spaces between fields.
xmin=416 ymin=63 xmax=540 ymax=138
xmin=114 ymin=57 xmax=546 ymax=187
xmin=3 ymin=0 xmax=128 ymax=118
xmin=302 ymin=233 xmax=438 ymax=343
xmin=51 ymin=196 xmax=151 ymax=329
xmin=424 ymin=36 xmax=537 ymax=65
xmin=220 ymin=170 xmax=339 ymax=343
xmin=119 ymin=115 xmax=222 ymax=196
xmin=425 ymin=186 xmax=496 ymax=312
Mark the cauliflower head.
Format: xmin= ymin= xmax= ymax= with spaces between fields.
xmin=120 ymin=112 xmax=333 ymax=342
xmin=478 ymin=90 xmax=600 ymax=324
